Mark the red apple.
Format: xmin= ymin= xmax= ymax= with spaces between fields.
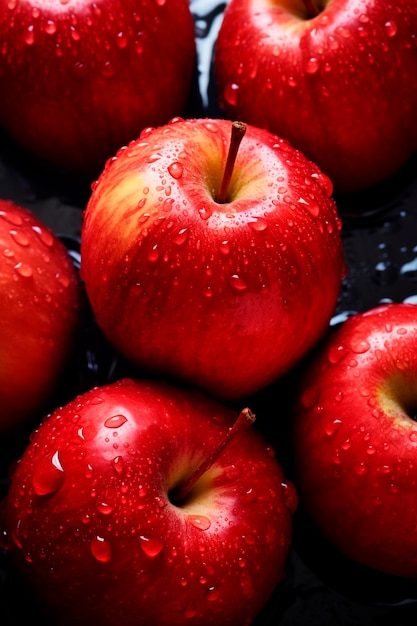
xmin=80 ymin=117 xmax=345 ymax=401
xmin=0 ymin=377 xmax=298 ymax=626
xmin=0 ymin=0 xmax=196 ymax=179
xmin=292 ymin=302 xmax=417 ymax=578
xmin=0 ymin=198 xmax=81 ymax=431
xmin=214 ymin=0 xmax=417 ymax=193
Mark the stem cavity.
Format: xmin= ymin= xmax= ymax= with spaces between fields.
xmin=216 ymin=121 xmax=247 ymax=204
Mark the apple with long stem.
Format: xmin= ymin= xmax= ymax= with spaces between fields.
xmin=0 ymin=377 xmax=298 ymax=626
xmin=0 ymin=0 xmax=196 ymax=179
xmin=0 ymin=198 xmax=81 ymax=432
xmin=292 ymin=302 xmax=417 ymax=578
xmin=80 ymin=117 xmax=345 ymax=401
xmin=214 ymin=0 xmax=417 ymax=193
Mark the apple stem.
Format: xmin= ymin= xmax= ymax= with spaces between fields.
xmin=301 ymin=0 xmax=320 ymax=18
xmin=216 ymin=121 xmax=247 ymax=204
xmin=172 ymin=408 xmax=256 ymax=505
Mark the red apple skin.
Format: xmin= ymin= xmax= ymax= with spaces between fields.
xmin=0 ymin=199 xmax=81 ymax=431
xmin=0 ymin=377 xmax=298 ymax=626
xmin=292 ymin=302 xmax=417 ymax=578
xmin=80 ymin=117 xmax=345 ymax=402
xmin=0 ymin=0 xmax=196 ymax=179
xmin=214 ymin=0 xmax=417 ymax=193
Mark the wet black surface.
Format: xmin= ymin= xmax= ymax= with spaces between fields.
xmin=1 ymin=1 xmax=417 ymax=624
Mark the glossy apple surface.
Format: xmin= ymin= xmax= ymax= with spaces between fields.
xmin=0 ymin=0 xmax=196 ymax=179
xmin=80 ymin=117 xmax=345 ymax=401
xmin=0 ymin=377 xmax=298 ymax=626
xmin=0 ymin=199 xmax=81 ymax=431
xmin=292 ymin=302 xmax=417 ymax=577
xmin=214 ymin=0 xmax=417 ymax=193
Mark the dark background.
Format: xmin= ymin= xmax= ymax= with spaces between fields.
xmin=1 ymin=1 xmax=417 ymax=624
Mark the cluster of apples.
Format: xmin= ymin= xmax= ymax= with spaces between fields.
xmin=1 ymin=0 xmax=417 ymax=625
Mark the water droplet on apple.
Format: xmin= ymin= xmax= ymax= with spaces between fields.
xmin=90 ymin=535 xmax=112 ymax=563
xmin=111 ymin=455 xmax=124 ymax=475
xmin=305 ymin=57 xmax=320 ymax=74
xmin=31 ymin=224 xmax=54 ymax=247
xmin=139 ymin=535 xmax=164 ymax=558
xmin=198 ymin=206 xmax=213 ymax=220
xmin=205 ymin=586 xmax=220 ymax=602
xmin=168 ymin=161 xmax=183 ymax=179
xmin=327 ymin=343 xmax=348 ymax=364
xmin=311 ymin=171 xmax=333 ymax=196
xmin=44 ymin=20 xmax=57 ymax=35
xmin=148 ymin=245 xmax=159 ymax=263
xmin=24 ymin=25 xmax=35 ymax=45
xmin=384 ymin=20 xmax=397 ymax=37
xmin=9 ymin=229 xmax=30 ymax=246
xmin=116 ymin=31 xmax=129 ymax=49
xmin=173 ymin=228 xmax=189 ymax=247
xmin=354 ymin=461 xmax=369 ymax=476
xmin=104 ymin=414 xmax=128 ymax=428
xmin=33 ymin=451 xmax=65 ymax=496
xmin=349 ymin=337 xmax=371 ymax=354
xmin=248 ymin=217 xmax=268 ymax=232
xmin=229 ymin=274 xmax=247 ymax=292
xmin=223 ymin=82 xmax=239 ymax=107
xmin=281 ymin=481 xmax=298 ymax=513
xmin=14 ymin=262 xmax=33 ymax=278
xmin=240 ymin=487 xmax=257 ymax=504
xmin=96 ymin=502 xmax=114 ymax=515
xmin=325 ymin=419 xmax=343 ymax=437
xmin=187 ymin=515 xmax=211 ymax=531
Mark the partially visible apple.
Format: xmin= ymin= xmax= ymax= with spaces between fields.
xmin=0 ymin=199 xmax=81 ymax=431
xmin=292 ymin=302 xmax=417 ymax=578
xmin=214 ymin=0 xmax=417 ymax=193
xmin=0 ymin=377 xmax=298 ymax=626
xmin=0 ymin=0 xmax=196 ymax=179
xmin=80 ymin=117 xmax=345 ymax=401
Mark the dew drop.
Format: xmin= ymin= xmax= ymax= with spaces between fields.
xmin=139 ymin=535 xmax=164 ymax=558
xmin=305 ymin=57 xmax=320 ymax=74
xmin=205 ymin=586 xmax=220 ymax=602
xmin=14 ymin=262 xmax=33 ymax=278
xmin=187 ymin=515 xmax=211 ymax=531
xmin=173 ymin=228 xmax=189 ymax=247
xmin=327 ymin=343 xmax=348 ymax=364
xmin=223 ymin=82 xmax=239 ymax=107
xmin=248 ymin=217 xmax=268 ymax=232
xmin=90 ymin=535 xmax=112 ymax=563
xmin=10 ymin=229 xmax=30 ymax=246
xmin=111 ymin=455 xmax=124 ymax=475
xmin=349 ymin=338 xmax=371 ymax=354
xmin=168 ymin=161 xmax=183 ymax=179
xmin=44 ymin=20 xmax=57 ymax=35
xmin=96 ymin=502 xmax=114 ymax=515
xmin=384 ymin=20 xmax=397 ymax=37
xmin=104 ymin=414 xmax=128 ymax=428
xmin=32 ymin=450 xmax=65 ymax=496
xmin=24 ymin=25 xmax=35 ymax=45
xmin=32 ymin=224 xmax=54 ymax=247
xmin=229 ymin=274 xmax=247 ymax=292
xmin=354 ymin=461 xmax=369 ymax=476
xmin=325 ymin=419 xmax=342 ymax=437
xmin=198 ymin=206 xmax=213 ymax=220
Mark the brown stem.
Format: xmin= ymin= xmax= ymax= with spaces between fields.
xmin=172 ymin=408 xmax=256 ymax=505
xmin=216 ymin=121 xmax=247 ymax=204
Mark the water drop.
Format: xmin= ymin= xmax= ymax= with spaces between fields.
xmin=173 ymin=228 xmax=189 ymax=247
xmin=182 ymin=602 xmax=197 ymax=619
xmin=32 ymin=450 xmax=65 ymax=496
xmin=223 ymin=82 xmax=239 ymax=107
xmin=187 ymin=515 xmax=211 ymax=531
xmin=111 ymin=455 xmax=124 ymax=475
xmin=305 ymin=57 xmax=320 ymax=74
xmin=384 ymin=20 xmax=397 ymax=37
xmin=44 ymin=20 xmax=57 ymax=35
xmin=198 ymin=206 xmax=213 ymax=220
xmin=14 ymin=262 xmax=33 ymax=278
xmin=205 ymin=586 xmax=220 ymax=602
xmin=90 ymin=536 xmax=112 ymax=563
xmin=248 ymin=217 xmax=268 ymax=232
xmin=139 ymin=535 xmax=164 ymax=558
xmin=349 ymin=338 xmax=371 ymax=354
xmin=96 ymin=502 xmax=114 ymax=515
xmin=24 ymin=25 xmax=35 ymax=45
xmin=168 ymin=161 xmax=183 ymax=179
xmin=9 ymin=229 xmax=30 ymax=246
xmin=229 ymin=274 xmax=247 ymax=292
xmin=325 ymin=419 xmax=342 ymax=437
xmin=104 ymin=414 xmax=127 ymax=428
